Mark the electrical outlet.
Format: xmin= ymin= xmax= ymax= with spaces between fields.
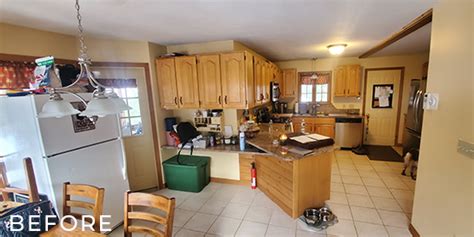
xmin=423 ymin=92 xmax=439 ymax=110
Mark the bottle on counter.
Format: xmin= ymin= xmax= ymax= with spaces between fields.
xmin=239 ymin=131 xmax=246 ymax=151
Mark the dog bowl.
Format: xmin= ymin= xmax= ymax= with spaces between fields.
xmin=319 ymin=207 xmax=336 ymax=223
xmin=303 ymin=208 xmax=321 ymax=225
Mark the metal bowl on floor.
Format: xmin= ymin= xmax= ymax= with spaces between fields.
xmin=303 ymin=208 xmax=321 ymax=225
xmin=319 ymin=207 xmax=336 ymax=223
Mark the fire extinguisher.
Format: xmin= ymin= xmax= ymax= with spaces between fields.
xmin=251 ymin=162 xmax=257 ymax=189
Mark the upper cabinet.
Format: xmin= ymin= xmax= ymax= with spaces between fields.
xmin=254 ymin=57 xmax=265 ymax=104
xmin=156 ymin=58 xmax=179 ymax=109
xmin=197 ymin=54 xmax=222 ymax=109
xmin=220 ymin=52 xmax=253 ymax=109
xmin=282 ymin=68 xmax=297 ymax=97
xmin=334 ymin=65 xmax=362 ymax=97
xmin=175 ymin=56 xmax=200 ymax=108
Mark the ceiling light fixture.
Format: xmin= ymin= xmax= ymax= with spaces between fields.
xmin=327 ymin=44 xmax=348 ymax=55
xmin=310 ymin=58 xmax=318 ymax=79
xmin=38 ymin=0 xmax=130 ymax=120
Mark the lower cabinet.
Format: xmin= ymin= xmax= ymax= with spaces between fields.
xmin=291 ymin=117 xmax=335 ymax=138
xmin=239 ymin=154 xmax=255 ymax=183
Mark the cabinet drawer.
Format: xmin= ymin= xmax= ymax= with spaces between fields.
xmin=314 ymin=118 xmax=336 ymax=125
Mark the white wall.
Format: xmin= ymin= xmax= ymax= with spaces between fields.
xmin=411 ymin=0 xmax=473 ymax=236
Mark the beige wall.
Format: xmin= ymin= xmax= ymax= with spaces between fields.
xmin=411 ymin=0 xmax=473 ymax=236
xmin=276 ymin=53 xmax=430 ymax=144
xmin=166 ymin=40 xmax=235 ymax=55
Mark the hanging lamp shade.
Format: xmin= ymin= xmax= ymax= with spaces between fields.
xmin=80 ymin=96 xmax=121 ymax=117
xmin=108 ymin=92 xmax=132 ymax=111
xmin=38 ymin=93 xmax=81 ymax=118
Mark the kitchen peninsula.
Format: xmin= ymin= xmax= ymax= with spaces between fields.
xmin=247 ymin=132 xmax=334 ymax=218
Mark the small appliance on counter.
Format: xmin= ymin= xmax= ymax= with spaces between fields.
xmin=272 ymin=101 xmax=288 ymax=113
xmin=255 ymin=107 xmax=271 ymax=123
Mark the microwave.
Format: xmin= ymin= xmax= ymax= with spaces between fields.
xmin=270 ymin=81 xmax=281 ymax=102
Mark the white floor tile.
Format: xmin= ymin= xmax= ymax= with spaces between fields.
xmin=183 ymin=213 xmax=218 ymax=232
xmin=371 ymin=197 xmax=402 ymax=212
xmin=396 ymin=198 xmax=414 ymax=214
xmin=221 ymin=202 xmax=250 ymax=220
xmin=236 ymin=220 xmax=268 ymax=237
xmin=385 ymin=225 xmax=412 ymax=237
xmin=326 ymin=219 xmax=357 ymax=237
xmin=331 ymin=175 xmax=342 ymax=184
xmin=265 ymin=225 xmax=296 ymax=237
xmin=361 ymin=177 xmax=386 ymax=187
xmin=199 ymin=200 xmax=228 ymax=215
xmin=244 ymin=206 xmax=273 ymax=223
xmin=296 ymin=230 xmax=326 ymax=237
xmin=378 ymin=210 xmax=410 ymax=228
xmin=326 ymin=203 xmax=353 ymax=220
xmin=390 ymin=189 xmax=414 ymax=201
xmin=341 ymin=175 xmax=364 ymax=185
xmin=344 ymin=184 xmax=369 ymax=196
xmin=175 ymin=228 xmax=205 ymax=237
xmin=269 ymin=209 xmax=297 ymax=229
xmin=173 ymin=208 xmax=196 ymax=227
xmin=207 ymin=216 xmax=242 ymax=236
xmin=354 ymin=221 xmax=389 ymax=237
xmin=328 ymin=192 xmax=348 ymax=205
xmin=296 ymin=219 xmax=327 ymax=234
xmin=339 ymin=168 xmax=359 ymax=176
xmin=180 ymin=197 xmax=208 ymax=212
xmin=331 ymin=182 xmax=345 ymax=193
xmin=347 ymin=194 xmax=374 ymax=208
xmin=358 ymin=170 xmax=380 ymax=178
xmin=366 ymin=186 xmax=393 ymax=198
xmin=350 ymin=206 xmax=382 ymax=224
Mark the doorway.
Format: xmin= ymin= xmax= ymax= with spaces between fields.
xmin=91 ymin=66 xmax=159 ymax=191
xmin=363 ymin=68 xmax=404 ymax=146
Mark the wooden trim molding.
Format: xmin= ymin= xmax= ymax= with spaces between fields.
xmin=210 ymin=177 xmax=248 ymax=186
xmin=409 ymin=223 xmax=421 ymax=237
xmin=359 ymin=8 xmax=432 ymax=58
xmin=362 ymin=67 xmax=405 ymax=145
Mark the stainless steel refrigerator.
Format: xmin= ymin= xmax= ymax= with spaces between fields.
xmin=403 ymin=78 xmax=427 ymax=155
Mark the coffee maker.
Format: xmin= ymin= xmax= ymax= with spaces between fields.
xmin=272 ymin=101 xmax=288 ymax=113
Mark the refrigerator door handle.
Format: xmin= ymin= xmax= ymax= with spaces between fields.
xmin=413 ymin=90 xmax=421 ymax=128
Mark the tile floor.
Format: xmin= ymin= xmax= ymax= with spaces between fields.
xmin=109 ymin=149 xmax=416 ymax=237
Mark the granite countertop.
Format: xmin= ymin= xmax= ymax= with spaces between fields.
xmin=245 ymin=132 xmax=334 ymax=161
xmin=161 ymin=143 xmax=265 ymax=155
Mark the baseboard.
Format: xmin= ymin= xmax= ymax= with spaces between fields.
xmin=211 ymin=177 xmax=249 ymax=186
xmin=409 ymin=223 xmax=420 ymax=237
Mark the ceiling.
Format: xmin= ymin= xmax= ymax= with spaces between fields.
xmin=0 ymin=0 xmax=436 ymax=61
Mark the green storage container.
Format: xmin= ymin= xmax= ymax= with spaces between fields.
xmin=163 ymin=154 xmax=210 ymax=192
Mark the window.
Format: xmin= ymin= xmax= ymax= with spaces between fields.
xmin=299 ymin=72 xmax=331 ymax=103
xmin=113 ymin=87 xmax=143 ymax=137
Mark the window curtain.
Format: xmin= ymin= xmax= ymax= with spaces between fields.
xmin=0 ymin=61 xmax=35 ymax=89
xmin=300 ymin=72 xmax=330 ymax=85
xmin=96 ymin=78 xmax=137 ymax=88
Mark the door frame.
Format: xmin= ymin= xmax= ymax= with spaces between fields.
xmin=362 ymin=67 xmax=405 ymax=145
xmin=0 ymin=53 xmax=164 ymax=189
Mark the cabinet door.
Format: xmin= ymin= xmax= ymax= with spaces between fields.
xmin=221 ymin=52 xmax=247 ymax=108
xmin=254 ymin=58 xmax=265 ymax=104
xmin=155 ymin=58 xmax=178 ymax=109
xmin=263 ymin=62 xmax=271 ymax=103
xmin=334 ymin=66 xmax=347 ymax=97
xmin=197 ymin=54 xmax=223 ymax=108
xmin=175 ymin=56 xmax=200 ymax=108
xmin=345 ymin=65 xmax=361 ymax=96
xmin=314 ymin=125 xmax=335 ymax=138
xmin=282 ymin=69 xmax=297 ymax=97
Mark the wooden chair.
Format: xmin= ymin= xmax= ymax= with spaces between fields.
xmin=63 ymin=182 xmax=105 ymax=233
xmin=124 ymin=191 xmax=175 ymax=237
xmin=0 ymin=157 xmax=40 ymax=202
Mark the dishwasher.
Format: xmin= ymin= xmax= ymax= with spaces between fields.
xmin=335 ymin=117 xmax=364 ymax=149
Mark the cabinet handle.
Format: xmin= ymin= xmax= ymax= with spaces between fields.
xmin=174 ymin=97 xmax=178 ymax=105
xmin=224 ymin=95 xmax=228 ymax=104
xmin=180 ymin=96 xmax=183 ymax=105
xmin=218 ymin=95 xmax=222 ymax=104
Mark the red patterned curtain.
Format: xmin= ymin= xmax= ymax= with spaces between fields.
xmin=300 ymin=72 xmax=330 ymax=85
xmin=0 ymin=61 xmax=35 ymax=89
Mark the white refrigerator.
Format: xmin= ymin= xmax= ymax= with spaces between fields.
xmin=0 ymin=94 xmax=130 ymax=230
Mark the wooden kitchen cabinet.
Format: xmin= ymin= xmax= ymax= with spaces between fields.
xmin=156 ymin=58 xmax=179 ymax=109
xmin=254 ymin=57 xmax=265 ymax=104
xmin=291 ymin=117 xmax=335 ymax=138
xmin=282 ymin=68 xmax=297 ymax=97
xmin=220 ymin=52 xmax=254 ymax=109
xmin=197 ymin=54 xmax=222 ymax=108
xmin=334 ymin=65 xmax=361 ymax=97
xmin=313 ymin=124 xmax=335 ymax=138
xmin=263 ymin=61 xmax=272 ymax=103
xmin=175 ymin=56 xmax=200 ymax=108
xmin=239 ymin=154 xmax=255 ymax=183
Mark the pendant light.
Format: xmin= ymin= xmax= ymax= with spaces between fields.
xmin=310 ymin=58 xmax=318 ymax=80
xmin=38 ymin=0 xmax=130 ymax=119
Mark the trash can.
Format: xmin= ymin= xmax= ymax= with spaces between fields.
xmin=162 ymin=155 xmax=210 ymax=192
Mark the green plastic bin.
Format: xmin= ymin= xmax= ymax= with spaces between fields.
xmin=163 ymin=154 xmax=210 ymax=192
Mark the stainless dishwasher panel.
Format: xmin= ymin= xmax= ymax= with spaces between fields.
xmin=335 ymin=117 xmax=364 ymax=148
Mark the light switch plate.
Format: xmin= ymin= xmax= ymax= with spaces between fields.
xmin=457 ymin=139 xmax=474 ymax=158
xmin=423 ymin=92 xmax=439 ymax=110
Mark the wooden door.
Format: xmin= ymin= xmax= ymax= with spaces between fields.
xmin=254 ymin=57 xmax=265 ymax=104
xmin=221 ymin=52 xmax=247 ymax=108
xmin=175 ymin=56 xmax=199 ymax=108
xmin=334 ymin=66 xmax=347 ymax=97
xmin=197 ymin=54 xmax=222 ymax=109
xmin=364 ymin=69 xmax=402 ymax=145
xmin=314 ymin=125 xmax=335 ymax=138
xmin=345 ymin=65 xmax=361 ymax=96
xmin=282 ymin=69 xmax=297 ymax=97
xmin=155 ymin=58 xmax=178 ymax=109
